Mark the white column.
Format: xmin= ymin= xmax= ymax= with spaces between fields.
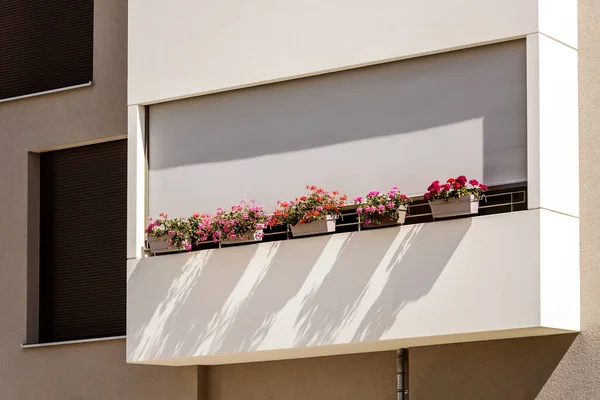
xmin=526 ymin=33 xmax=579 ymax=217
xmin=127 ymin=105 xmax=147 ymax=259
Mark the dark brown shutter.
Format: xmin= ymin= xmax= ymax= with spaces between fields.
xmin=39 ymin=140 xmax=126 ymax=343
xmin=0 ymin=0 xmax=93 ymax=101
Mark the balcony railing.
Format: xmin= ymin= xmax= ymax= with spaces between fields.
xmin=146 ymin=183 xmax=527 ymax=255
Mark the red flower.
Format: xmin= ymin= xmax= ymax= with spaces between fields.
xmin=454 ymin=182 xmax=461 ymax=189
xmin=469 ymin=179 xmax=479 ymax=186
xmin=447 ymin=178 xmax=455 ymax=183
xmin=193 ymin=213 xmax=200 ymax=218
xmin=300 ymin=196 xmax=307 ymax=201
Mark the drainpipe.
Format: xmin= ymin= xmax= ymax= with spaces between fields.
xmin=397 ymin=349 xmax=409 ymax=400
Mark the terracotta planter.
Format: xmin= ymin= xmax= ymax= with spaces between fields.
xmin=147 ymin=235 xmax=184 ymax=254
xmin=362 ymin=206 xmax=407 ymax=229
xmin=290 ymin=215 xmax=337 ymax=237
xmin=429 ymin=195 xmax=479 ymax=219
xmin=221 ymin=229 xmax=264 ymax=245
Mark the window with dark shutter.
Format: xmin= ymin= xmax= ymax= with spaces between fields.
xmin=38 ymin=140 xmax=126 ymax=343
xmin=0 ymin=0 xmax=94 ymax=101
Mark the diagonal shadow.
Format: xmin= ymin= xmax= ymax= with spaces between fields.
xmin=351 ymin=218 xmax=472 ymax=343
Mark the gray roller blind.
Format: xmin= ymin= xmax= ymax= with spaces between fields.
xmin=39 ymin=140 xmax=126 ymax=343
xmin=148 ymin=40 xmax=527 ymax=218
xmin=0 ymin=0 xmax=93 ymax=100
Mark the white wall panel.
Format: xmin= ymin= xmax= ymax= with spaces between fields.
xmin=127 ymin=210 xmax=579 ymax=366
xmin=148 ymin=41 xmax=527 ymax=217
xmin=128 ymin=0 xmax=539 ymax=105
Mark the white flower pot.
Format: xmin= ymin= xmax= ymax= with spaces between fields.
xmin=290 ymin=215 xmax=337 ymax=237
xmin=221 ymin=229 xmax=264 ymax=245
xmin=362 ymin=206 xmax=407 ymax=228
xmin=429 ymin=195 xmax=479 ymax=219
xmin=147 ymin=235 xmax=178 ymax=254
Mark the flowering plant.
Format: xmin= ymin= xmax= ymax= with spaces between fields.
xmin=212 ymin=200 xmax=267 ymax=242
xmin=189 ymin=213 xmax=214 ymax=243
xmin=146 ymin=213 xmax=193 ymax=251
xmin=355 ymin=186 xmax=411 ymax=226
xmin=423 ymin=176 xmax=487 ymax=202
xmin=270 ymin=186 xmax=347 ymax=227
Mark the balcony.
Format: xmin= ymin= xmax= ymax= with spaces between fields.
xmin=126 ymin=208 xmax=579 ymax=366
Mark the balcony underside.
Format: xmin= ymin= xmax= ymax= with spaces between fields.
xmin=127 ymin=209 xmax=579 ymax=366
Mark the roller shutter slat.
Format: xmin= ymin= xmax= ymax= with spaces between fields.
xmin=39 ymin=140 xmax=126 ymax=343
xmin=0 ymin=0 xmax=93 ymax=100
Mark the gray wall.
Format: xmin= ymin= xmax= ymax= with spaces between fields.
xmin=204 ymin=352 xmax=396 ymax=400
xmin=0 ymin=0 xmax=198 ymax=398
xmin=148 ymin=40 xmax=526 ymax=218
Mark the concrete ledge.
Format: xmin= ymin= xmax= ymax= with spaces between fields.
xmin=127 ymin=210 xmax=579 ymax=366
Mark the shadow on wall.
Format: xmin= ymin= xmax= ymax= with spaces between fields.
xmin=295 ymin=218 xmax=471 ymax=347
xmin=128 ymin=219 xmax=471 ymax=362
xmin=147 ymin=40 xmax=527 ymax=216
xmin=409 ymin=334 xmax=578 ymax=400
xmin=150 ymin=40 xmax=526 ymax=167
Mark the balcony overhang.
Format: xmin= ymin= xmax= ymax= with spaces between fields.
xmin=127 ymin=209 xmax=579 ymax=366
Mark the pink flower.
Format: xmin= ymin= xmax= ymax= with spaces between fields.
xmin=316 ymin=206 xmax=323 ymax=211
xmin=184 ymin=243 xmax=192 ymax=251
xmin=168 ymin=230 xmax=175 ymax=235
xmin=368 ymin=190 xmax=380 ymax=197
xmin=365 ymin=219 xmax=372 ymax=225
xmin=479 ymin=184 xmax=488 ymax=191
xmin=469 ymin=179 xmax=479 ymax=186
xmin=387 ymin=202 xmax=395 ymax=209
xmin=356 ymin=207 xmax=363 ymax=213
xmin=242 ymin=214 xmax=249 ymax=220
xmin=377 ymin=205 xmax=385 ymax=212
xmin=443 ymin=183 xmax=451 ymax=191
xmin=456 ymin=175 xmax=467 ymax=184
xmin=424 ymin=193 xmax=430 ymax=201
xmin=354 ymin=196 xmax=363 ymax=204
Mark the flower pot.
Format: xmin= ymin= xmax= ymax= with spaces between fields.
xmin=429 ymin=195 xmax=479 ymax=219
xmin=147 ymin=235 xmax=180 ymax=254
xmin=362 ymin=206 xmax=407 ymax=229
xmin=221 ymin=229 xmax=264 ymax=245
xmin=290 ymin=215 xmax=337 ymax=237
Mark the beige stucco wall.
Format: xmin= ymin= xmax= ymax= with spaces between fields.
xmin=204 ymin=352 xmax=396 ymax=400
xmin=0 ymin=0 xmax=198 ymax=398
xmin=407 ymin=0 xmax=599 ymax=399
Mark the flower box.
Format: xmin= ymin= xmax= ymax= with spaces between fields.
xmin=221 ymin=229 xmax=264 ymax=245
xmin=429 ymin=194 xmax=479 ymax=219
xmin=290 ymin=215 xmax=337 ymax=237
xmin=362 ymin=206 xmax=407 ymax=229
xmin=147 ymin=235 xmax=181 ymax=254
